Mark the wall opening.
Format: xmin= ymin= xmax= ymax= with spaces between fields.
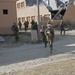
xmin=3 ymin=9 xmax=8 ymax=15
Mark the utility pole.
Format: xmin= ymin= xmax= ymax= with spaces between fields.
xmin=37 ymin=0 xmax=41 ymax=40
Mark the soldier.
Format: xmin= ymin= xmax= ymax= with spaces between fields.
xmin=33 ymin=22 xmax=38 ymax=32
xmin=11 ymin=22 xmax=19 ymax=41
xmin=45 ymin=24 xmax=54 ymax=43
xmin=40 ymin=25 xmax=47 ymax=47
xmin=31 ymin=20 xmax=35 ymax=29
xmin=60 ymin=21 xmax=65 ymax=35
xmin=24 ymin=20 xmax=29 ymax=31
xmin=18 ymin=21 xmax=22 ymax=30
xmin=45 ymin=24 xmax=54 ymax=52
xmin=26 ymin=20 xmax=29 ymax=30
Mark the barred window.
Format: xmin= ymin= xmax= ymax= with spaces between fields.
xmin=21 ymin=2 xmax=24 ymax=7
xmin=31 ymin=16 xmax=35 ymax=21
xmin=22 ymin=17 xmax=25 ymax=22
xmin=26 ymin=16 xmax=30 ymax=22
xmin=17 ymin=3 xmax=20 ymax=8
xmin=18 ymin=18 xmax=21 ymax=22
xmin=40 ymin=15 xmax=42 ymax=22
xmin=3 ymin=9 xmax=8 ymax=15
xmin=44 ymin=14 xmax=50 ymax=21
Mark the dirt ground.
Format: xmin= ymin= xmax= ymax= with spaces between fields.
xmin=0 ymin=30 xmax=75 ymax=75
xmin=2 ymin=59 xmax=74 ymax=75
xmin=0 ymin=32 xmax=31 ymax=48
xmin=0 ymin=31 xmax=42 ymax=48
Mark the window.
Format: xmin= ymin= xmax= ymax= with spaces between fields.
xmin=21 ymin=2 xmax=24 ymax=7
xmin=22 ymin=17 xmax=25 ymax=22
xmin=44 ymin=14 xmax=50 ymax=21
xmin=40 ymin=15 xmax=42 ymax=22
xmin=3 ymin=9 xmax=8 ymax=15
xmin=26 ymin=16 xmax=30 ymax=22
xmin=31 ymin=16 xmax=35 ymax=21
xmin=37 ymin=15 xmax=42 ymax=22
xmin=18 ymin=18 xmax=21 ymax=22
xmin=17 ymin=3 xmax=20 ymax=8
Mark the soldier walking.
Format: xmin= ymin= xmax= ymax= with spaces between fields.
xmin=11 ymin=22 xmax=19 ymax=41
xmin=40 ymin=25 xmax=47 ymax=47
xmin=60 ymin=21 xmax=65 ymax=35
xmin=24 ymin=20 xmax=29 ymax=31
xmin=18 ymin=21 xmax=22 ymax=30
xmin=45 ymin=24 xmax=54 ymax=53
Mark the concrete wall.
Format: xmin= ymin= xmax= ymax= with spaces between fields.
xmin=63 ymin=4 xmax=75 ymax=23
xmin=0 ymin=0 xmax=17 ymax=34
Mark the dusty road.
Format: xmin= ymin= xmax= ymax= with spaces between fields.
xmin=0 ymin=30 xmax=75 ymax=75
xmin=10 ymin=58 xmax=75 ymax=75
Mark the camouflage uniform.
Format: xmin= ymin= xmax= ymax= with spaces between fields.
xmin=11 ymin=23 xmax=19 ymax=41
xmin=24 ymin=21 xmax=29 ymax=31
xmin=18 ymin=21 xmax=22 ymax=30
xmin=31 ymin=20 xmax=35 ymax=29
xmin=40 ymin=25 xmax=47 ymax=47
xmin=45 ymin=27 xmax=54 ymax=43
xmin=60 ymin=22 xmax=65 ymax=35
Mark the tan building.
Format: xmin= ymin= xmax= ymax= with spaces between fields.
xmin=63 ymin=4 xmax=75 ymax=23
xmin=0 ymin=0 xmax=17 ymax=35
xmin=16 ymin=0 xmax=51 ymax=28
xmin=53 ymin=4 xmax=75 ymax=26
xmin=16 ymin=0 xmax=75 ymax=29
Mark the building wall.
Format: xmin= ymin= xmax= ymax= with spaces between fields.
xmin=0 ymin=0 xmax=17 ymax=34
xmin=16 ymin=0 xmax=51 ymax=28
xmin=63 ymin=4 xmax=75 ymax=23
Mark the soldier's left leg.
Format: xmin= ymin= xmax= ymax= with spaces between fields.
xmin=50 ymin=36 xmax=54 ymax=53
xmin=64 ymin=29 xmax=65 ymax=35
xmin=44 ymin=36 xmax=47 ymax=47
